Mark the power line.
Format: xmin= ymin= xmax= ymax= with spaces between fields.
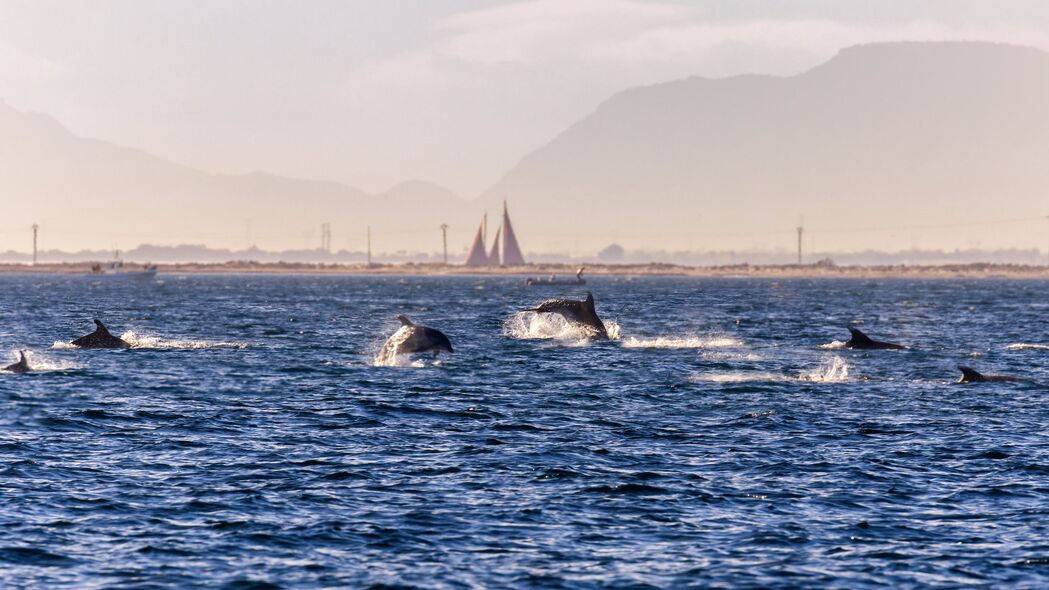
xmin=807 ymin=216 xmax=1044 ymax=235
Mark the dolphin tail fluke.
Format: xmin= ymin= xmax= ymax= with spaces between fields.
xmin=958 ymin=366 xmax=984 ymax=382
xmin=397 ymin=315 xmax=414 ymax=326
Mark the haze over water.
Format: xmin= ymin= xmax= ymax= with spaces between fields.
xmin=2 ymin=274 xmax=1048 ymax=587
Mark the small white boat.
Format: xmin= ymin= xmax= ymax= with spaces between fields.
xmin=88 ymin=254 xmax=158 ymax=281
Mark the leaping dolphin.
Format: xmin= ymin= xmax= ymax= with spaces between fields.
xmin=957 ymin=366 xmax=1023 ymax=383
xmin=845 ymin=328 xmax=906 ymax=350
xmin=381 ymin=316 xmax=454 ymax=358
xmin=71 ymin=319 xmax=131 ymax=349
xmin=3 ymin=351 xmax=29 ymax=374
xmin=528 ymin=291 xmax=608 ymax=340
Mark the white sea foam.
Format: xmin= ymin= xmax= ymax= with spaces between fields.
xmin=1006 ymin=343 xmax=1049 ymax=351
xmin=502 ymin=312 xmax=620 ymax=344
xmin=621 ymin=335 xmax=742 ymax=349
xmin=52 ymin=332 xmax=246 ymax=350
xmin=799 ymin=356 xmax=850 ymax=383
xmin=689 ymin=371 xmax=781 ymax=383
xmin=700 ymin=351 xmax=763 ymax=362
xmin=818 ymin=340 xmax=847 ymax=349
xmin=2 ymin=350 xmax=81 ymax=372
xmin=691 ymin=356 xmax=850 ymax=384
xmin=119 ymin=331 xmax=246 ymax=350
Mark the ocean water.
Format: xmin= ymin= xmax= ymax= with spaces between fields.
xmin=1 ymin=274 xmax=1048 ymax=588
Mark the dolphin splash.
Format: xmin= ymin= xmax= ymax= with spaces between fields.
xmin=526 ymin=291 xmax=608 ymax=340
xmin=376 ymin=315 xmax=453 ymax=365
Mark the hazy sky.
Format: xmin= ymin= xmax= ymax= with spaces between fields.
xmin=2 ymin=0 xmax=1049 ymax=196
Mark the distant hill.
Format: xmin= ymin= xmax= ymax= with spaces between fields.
xmin=479 ymin=42 xmax=1049 ymax=252
xmin=0 ymin=100 xmax=475 ymax=252
xmin=5 ymin=42 xmax=1049 ymax=257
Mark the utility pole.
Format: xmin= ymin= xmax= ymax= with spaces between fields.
xmin=366 ymin=225 xmax=372 ymax=266
xmin=321 ymin=222 xmax=331 ymax=253
xmin=796 ymin=220 xmax=804 ymax=265
xmin=440 ymin=223 xmax=449 ymax=265
xmin=31 ymin=224 xmax=38 ymax=265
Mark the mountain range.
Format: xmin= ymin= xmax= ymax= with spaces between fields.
xmin=3 ymin=41 xmax=1048 ymax=256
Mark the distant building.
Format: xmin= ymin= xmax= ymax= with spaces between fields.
xmin=465 ymin=200 xmax=526 ymax=266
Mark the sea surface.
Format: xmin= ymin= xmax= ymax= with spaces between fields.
xmin=1 ymin=274 xmax=1048 ymax=588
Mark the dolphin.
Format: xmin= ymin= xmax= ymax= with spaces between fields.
xmin=957 ymin=366 xmax=1023 ymax=383
xmin=845 ymin=328 xmax=906 ymax=350
xmin=3 ymin=351 xmax=29 ymax=374
xmin=528 ymin=291 xmax=608 ymax=340
xmin=381 ymin=316 xmax=453 ymax=358
xmin=71 ymin=319 xmax=131 ymax=349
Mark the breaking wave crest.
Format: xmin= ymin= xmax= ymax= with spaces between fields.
xmin=621 ymin=335 xmax=742 ymax=349
xmin=503 ymin=312 xmax=620 ymax=344
xmin=1006 ymin=343 xmax=1049 ymax=351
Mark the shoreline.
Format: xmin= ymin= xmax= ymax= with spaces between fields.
xmin=2 ymin=261 xmax=1048 ymax=279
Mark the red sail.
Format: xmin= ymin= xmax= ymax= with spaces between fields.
xmin=487 ymin=227 xmax=501 ymax=266
xmin=465 ymin=222 xmax=489 ymax=266
xmin=501 ymin=201 xmax=526 ymax=265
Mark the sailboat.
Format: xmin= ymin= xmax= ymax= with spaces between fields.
xmin=464 ymin=201 xmax=526 ymax=267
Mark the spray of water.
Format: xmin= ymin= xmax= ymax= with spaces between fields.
xmin=373 ymin=326 xmax=427 ymax=367
xmin=3 ymin=349 xmax=81 ymax=372
xmin=503 ymin=312 xmax=620 ymax=345
xmin=799 ymin=356 xmax=850 ymax=383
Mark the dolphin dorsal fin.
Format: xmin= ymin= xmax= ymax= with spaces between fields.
xmin=585 ymin=291 xmax=595 ymax=309
xmin=397 ymin=315 xmax=414 ymax=327
xmin=93 ymin=319 xmax=110 ymax=334
xmin=958 ymin=366 xmax=984 ymax=382
xmin=848 ymin=327 xmax=873 ymax=344
xmin=18 ymin=351 xmax=26 ymax=363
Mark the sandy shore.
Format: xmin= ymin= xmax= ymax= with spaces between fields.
xmin=2 ymin=261 xmax=1048 ymax=278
